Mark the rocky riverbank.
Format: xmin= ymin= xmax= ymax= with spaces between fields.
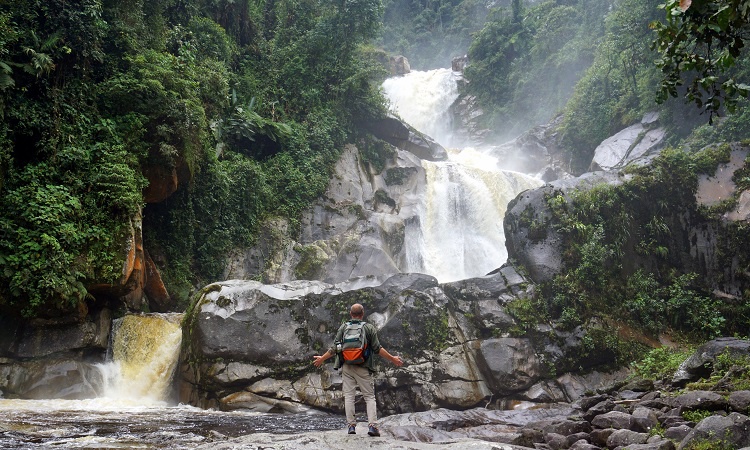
xmin=195 ymin=338 xmax=750 ymax=450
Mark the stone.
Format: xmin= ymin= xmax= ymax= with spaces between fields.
xmin=730 ymin=390 xmax=750 ymax=413
xmin=672 ymin=337 xmax=750 ymax=386
xmin=664 ymin=424 xmax=692 ymax=441
xmin=631 ymin=406 xmax=659 ymax=433
xmin=670 ymin=390 xmax=728 ymax=412
xmin=591 ymin=411 xmax=634 ymax=430
xmin=678 ymin=412 xmax=750 ymax=450
xmin=589 ymin=428 xmax=615 ymax=447
xmin=606 ymin=429 xmax=648 ymax=448
xmin=569 ymin=441 xmax=600 ymax=450
xmin=624 ymin=440 xmax=676 ymax=450
xmin=478 ymin=338 xmax=542 ymax=393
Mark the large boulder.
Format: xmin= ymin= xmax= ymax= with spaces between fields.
xmin=589 ymin=112 xmax=666 ymax=172
xmin=504 ymin=171 xmax=626 ymax=284
xmin=672 ymin=337 xmax=750 ymax=386
xmin=179 ymin=270 xmax=638 ymax=414
xmin=0 ymin=309 xmax=111 ymax=399
xmin=365 ymin=115 xmax=448 ymax=162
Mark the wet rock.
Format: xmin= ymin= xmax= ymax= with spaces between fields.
xmin=670 ymin=390 xmax=727 ymax=411
xmin=678 ymin=412 xmax=750 ymax=450
xmin=591 ymin=411 xmax=633 ymax=430
xmin=365 ymin=115 xmax=448 ymax=162
xmin=194 ymin=426 xmax=533 ymax=449
xmin=673 ymin=338 xmax=750 ymax=386
xmin=606 ymin=429 xmax=648 ymax=447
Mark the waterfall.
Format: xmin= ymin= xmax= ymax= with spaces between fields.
xmin=97 ymin=313 xmax=183 ymax=404
xmin=381 ymin=68 xmax=460 ymax=148
xmin=383 ymin=69 xmax=544 ymax=283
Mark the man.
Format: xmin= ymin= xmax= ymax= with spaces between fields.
xmin=312 ymin=303 xmax=404 ymax=437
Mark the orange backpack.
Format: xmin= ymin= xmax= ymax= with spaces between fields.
xmin=339 ymin=321 xmax=368 ymax=364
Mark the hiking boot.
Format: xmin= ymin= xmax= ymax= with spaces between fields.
xmin=367 ymin=424 xmax=380 ymax=437
xmin=348 ymin=424 xmax=356 ymax=434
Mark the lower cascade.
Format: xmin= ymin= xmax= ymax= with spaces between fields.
xmin=406 ymin=151 xmax=543 ymax=282
xmin=384 ymin=69 xmax=544 ymax=282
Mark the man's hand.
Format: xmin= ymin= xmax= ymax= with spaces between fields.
xmin=313 ymin=350 xmax=331 ymax=367
xmin=391 ymin=355 xmax=404 ymax=367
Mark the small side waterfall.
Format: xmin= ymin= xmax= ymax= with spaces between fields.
xmin=383 ymin=69 xmax=544 ymax=282
xmin=97 ymin=313 xmax=183 ymax=404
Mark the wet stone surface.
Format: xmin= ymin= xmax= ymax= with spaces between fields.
xmin=0 ymin=400 xmax=343 ymax=449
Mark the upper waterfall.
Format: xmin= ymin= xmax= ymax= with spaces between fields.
xmin=382 ymin=69 xmax=544 ymax=283
xmin=382 ymin=68 xmax=460 ymax=148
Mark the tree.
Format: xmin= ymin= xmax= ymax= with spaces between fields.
xmin=652 ymin=0 xmax=750 ymax=121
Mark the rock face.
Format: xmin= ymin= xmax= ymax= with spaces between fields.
xmin=672 ymin=337 xmax=750 ymax=386
xmin=389 ymin=55 xmax=411 ymax=75
xmin=589 ymin=112 xmax=666 ymax=172
xmin=179 ymin=271 xmax=633 ymax=414
xmin=224 ymin=142 xmax=427 ymax=284
xmin=365 ymin=115 xmax=448 ymax=162
xmin=504 ymin=172 xmax=626 ymax=284
xmin=486 ymin=114 xmax=572 ymax=181
xmin=504 ymin=143 xmax=750 ymax=298
xmin=0 ymin=309 xmax=111 ymax=399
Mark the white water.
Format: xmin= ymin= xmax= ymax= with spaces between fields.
xmin=97 ymin=313 xmax=184 ymax=404
xmin=0 ymin=313 xmax=342 ymax=448
xmin=383 ymin=69 xmax=544 ymax=283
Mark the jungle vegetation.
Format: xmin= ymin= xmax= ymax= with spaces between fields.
xmin=0 ymin=0 xmax=388 ymax=317
xmin=2 ymin=0 xmax=750 ymax=329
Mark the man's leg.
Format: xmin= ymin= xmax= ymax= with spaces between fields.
xmin=341 ymin=365 xmax=358 ymax=427
xmin=352 ymin=365 xmax=377 ymax=426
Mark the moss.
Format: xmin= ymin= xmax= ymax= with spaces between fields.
xmin=374 ymin=189 xmax=396 ymax=209
xmin=384 ymin=167 xmax=416 ymax=186
xmin=407 ymin=291 xmax=451 ymax=352
xmin=294 ymin=243 xmax=331 ymax=280
xmin=358 ymin=136 xmax=395 ymax=174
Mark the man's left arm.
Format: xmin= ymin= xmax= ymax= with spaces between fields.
xmin=368 ymin=324 xmax=403 ymax=366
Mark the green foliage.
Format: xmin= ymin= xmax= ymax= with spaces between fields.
xmin=0 ymin=0 xmax=390 ymax=317
xmin=652 ymin=0 xmax=750 ymax=121
xmin=559 ymin=0 xmax=663 ymax=172
xmin=533 ymin=146 xmax=739 ymax=340
xmin=682 ymin=440 xmax=735 ymax=450
xmin=0 ymin=120 xmax=145 ymax=317
xmin=463 ymin=0 xmax=619 ymax=142
xmin=632 ymin=346 xmax=693 ymax=381
xmin=379 ymin=0 xmax=490 ymax=70
xmin=682 ymin=409 xmax=715 ymax=424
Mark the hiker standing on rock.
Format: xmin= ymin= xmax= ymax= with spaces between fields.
xmin=313 ymin=303 xmax=404 ymax=437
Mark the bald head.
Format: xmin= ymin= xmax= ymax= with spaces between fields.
xmin=350 ymin=303 xmax=364 ymax=319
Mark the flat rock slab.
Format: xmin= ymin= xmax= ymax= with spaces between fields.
xmin=193 ymin=425 xmax=531 ymax=449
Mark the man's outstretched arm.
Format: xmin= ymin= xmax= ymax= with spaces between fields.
xmin=378 ymin=348 xmax=403 ymax=366
xmin=313 ymin=349 xmax=334 ymax=367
